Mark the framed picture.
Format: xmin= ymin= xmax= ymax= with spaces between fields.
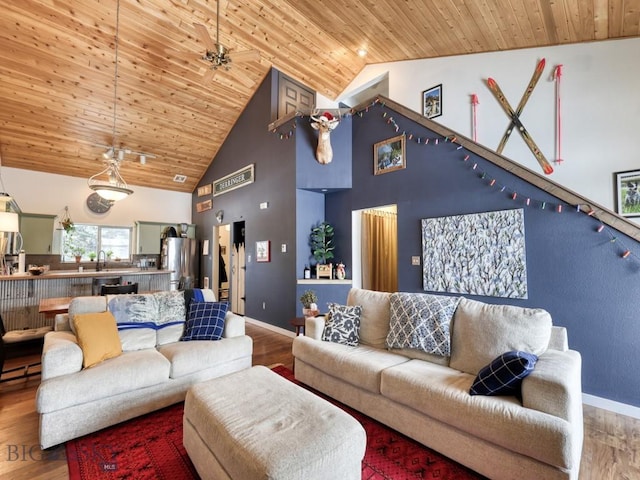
xmin=614 ymin=170 xmax=640 ymax=217
xmin=196 ymin=199 xmax=212 ymax=213
xmin=422 ymin=84 xmax=442 ymax=119
xmin=256 ymin=240 xmax=270 ymax=262
xmin=374 ymin=134 xmax=406 ymax=175
xmin=197 ymin=183 xmax=212 ymax=197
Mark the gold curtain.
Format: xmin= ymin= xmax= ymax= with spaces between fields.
xmin=361 ymin=209 xmax=398 ymax=292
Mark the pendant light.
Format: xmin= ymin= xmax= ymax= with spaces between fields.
xmin=88 ymin=0 xmax=133 ymax=202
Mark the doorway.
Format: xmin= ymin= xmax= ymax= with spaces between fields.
xmin=212 ymin=221 xmax=245 ymax=315
xmin=352 ymin=205 xmax=398 ymax=292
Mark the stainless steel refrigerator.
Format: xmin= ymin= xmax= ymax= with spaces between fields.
xmin=161 ymin=237 xmax=199 ymax=290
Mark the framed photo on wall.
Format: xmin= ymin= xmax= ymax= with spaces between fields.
xmin=422 ymin=84 xmax=442 ymax=119
xmin=614 ymin=169 xmax=640 ymax=217
xmin=256 ymin=240 xmax=270 ymax=262
xmin=374 ymin=134 xmax=406 ymax=175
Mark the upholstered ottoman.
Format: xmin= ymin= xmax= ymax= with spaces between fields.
xmin=183 ymin=365 xmax=366 ymax=480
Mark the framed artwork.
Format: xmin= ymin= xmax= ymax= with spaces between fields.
xmin=197 ymin=183 xmax=212 ymax=196
xmin=256 ymin=240 xmax=270 ymax=262
xmin=422 ymin=84 xmax=442 ymax=119
xmin=614 ymin=170 xmax=640 ymax=217
xmin=374 ymin=134 xmax=406 ymax=175
xmin=196 ymin=199 xmax=212 ymax=213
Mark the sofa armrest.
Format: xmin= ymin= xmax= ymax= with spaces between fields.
xmin=521 ymin=349 xmax=583 ymax=424
xmin=305 ymin=316 xmax=325 ymax=340
xmin=54 ymin=313 xmax=72 ymax=332
xmin=41 ymin=331 xmax=83 ymax=380
xmin=222 ymin=311 xmax=245 ymax=338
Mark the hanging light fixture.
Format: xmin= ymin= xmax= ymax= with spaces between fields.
xmin=88 ymin=0 xmax=133 ymax=202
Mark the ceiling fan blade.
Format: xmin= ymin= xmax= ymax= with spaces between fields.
xmin=193 ymin=23 xmax=215 ymax=51
xmin=231 ymin=49 xmax=260 ymax=63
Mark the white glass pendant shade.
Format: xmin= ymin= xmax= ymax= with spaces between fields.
xmin=0 ymin=211 xmax=19 ymax=232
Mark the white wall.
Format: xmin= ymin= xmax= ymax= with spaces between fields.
xmin=3 ymin=167 xmax=192 ymax=226
xmin=326 ymin=37 xmax=640 ymax=216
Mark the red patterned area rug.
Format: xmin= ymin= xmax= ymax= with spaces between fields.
xmin=66 ymin=366 xmax=485 ymax=480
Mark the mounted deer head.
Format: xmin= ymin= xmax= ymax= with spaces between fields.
xmin=310 ymin=111 xmax=340 ymax=164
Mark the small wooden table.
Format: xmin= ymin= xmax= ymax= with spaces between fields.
xmin=38 ymin=296 xmax=73 ymax=319
xmin=290 ymin=317 xmax=306 ymax=336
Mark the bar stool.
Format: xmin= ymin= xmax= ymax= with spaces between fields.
xmin=91 ymin=276 xmax=122 ymax=295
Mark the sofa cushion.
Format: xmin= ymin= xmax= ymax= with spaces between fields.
xmin=449 ymin=298 xmax=552 ymax=375
xmin=380 ymin=359 xmax=573 ymax=470
xmin=158 ymin=335 xmax=253 ymax=378
xmin=470 ymin=351 xmax=538 ymax=396
xmin=322 ymin=303 xmax=362 ymax=346
xmin=386 ymin=292 xmax=461 ymax=356
xmin=107 ymin=294 xmax=159 ymax=351
xmin=292 ymin=336 xmax=409 ymax=394
xmin=68 ymin=296 xmax=107 ymax=333
xmin=182 ymin=302 xmax=228 ymax=341
xmin=155 ymin=290 xmax=187 ymax=345
xmin=347 ymin=288 xmax=391 ymax=349
xmin=73 ymin=311 xmax=122 ymax=368
xmin=36 ymin=349 xmax=170 ymax=414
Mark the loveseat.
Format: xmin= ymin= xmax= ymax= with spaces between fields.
xmin=36 ymin=289 xmax=253 ymax=449
xmin=292 ymin=288 xmax=583 ymax=480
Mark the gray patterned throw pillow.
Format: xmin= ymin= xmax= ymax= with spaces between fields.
xmin=322 ymin=303 xmax=363 ymax=346
xmin=386 ymin=293 xmax=461 ymax=356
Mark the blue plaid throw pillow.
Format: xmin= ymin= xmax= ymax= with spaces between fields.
xmin=469 ymin=351 xmax=538 ymax=396
xmin=181 ymin=302 xmax=228 ymax=341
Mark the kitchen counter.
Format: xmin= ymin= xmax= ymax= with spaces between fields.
xmin=0 ymin=268 xmax=172 ymax=281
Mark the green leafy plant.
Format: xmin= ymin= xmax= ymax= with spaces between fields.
xmin=88 ymin=252 xmax=97 ymax=261
xmin=310 ymin=221 xmax=335 ymax=265
xmin=299 ymin=289 xmax=318 ymax=308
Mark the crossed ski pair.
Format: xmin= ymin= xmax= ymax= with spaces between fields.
xmin=487 ymin=59 xmax=554 ymax=175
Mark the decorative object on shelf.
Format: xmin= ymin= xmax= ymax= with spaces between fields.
xmin=422 ymin=84 xmax=442 ymax=119
xmin=316 ymin=263 xmax=333 ymax=280
xmin=303 ymin=264 xmax=311 ymax=279
xmin=614 ymin=170 xmax=640 ymax=218
xmin=310 ymin=111 xmax=340 ymax=164
xmin=336 ymin=262 xmax=346 ymax=280
xmin=256 ymin=240 xmax=270 ymax=262
xmin=310 ymin=221 xmax=335 ymax=266
xmin=374 ymin=134 xmax=406 ymax=175
xmin=299 ymin=289 xmax=319 ymax=317
xmin=86 ymin=192 xmax=112 ymax=213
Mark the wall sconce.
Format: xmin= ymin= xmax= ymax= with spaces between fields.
xmin=215 ymin=210 xmax=224 ymax=223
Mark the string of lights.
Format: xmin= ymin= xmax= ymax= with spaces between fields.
xmin=270 ymin=98 xmax=638 ymax=264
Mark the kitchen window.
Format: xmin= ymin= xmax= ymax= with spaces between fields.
xmin=62 ymin=224 xmax=132 ymax=262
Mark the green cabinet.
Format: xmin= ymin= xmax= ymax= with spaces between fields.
xmin=19 ymin=213 xmax=56 ymax=254
xmin=135 ymin=221 xmax=196 ymax=254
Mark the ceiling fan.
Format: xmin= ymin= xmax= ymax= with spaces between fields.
xmin=193 ymin=1 xmax=260 ymax=86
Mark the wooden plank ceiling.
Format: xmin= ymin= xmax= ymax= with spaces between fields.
xmin=0 ymin=0 xmax=638 ymax=193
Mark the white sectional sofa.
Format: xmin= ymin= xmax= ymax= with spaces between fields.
xmin=292 ymin=288 xmax=583 ymax=480
xmin=36 ymin=289 xmax=252 ymax=449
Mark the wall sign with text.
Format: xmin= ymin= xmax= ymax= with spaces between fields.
xmin=214 ymin=164 xmax=255 ymax=196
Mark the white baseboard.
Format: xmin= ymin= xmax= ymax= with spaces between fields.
xmin=245 ymin=317 xmax=297 ymax=338
xmin=245 ymin=317 xmax=640 ymax=418
xmin=582 ymin=393 xmax=640 ymax=419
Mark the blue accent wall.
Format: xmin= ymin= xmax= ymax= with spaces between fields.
xmin=325 ymin=103 xmax=640 ymax=407
xmin=193 ymin=72 xmax=640 ymax=408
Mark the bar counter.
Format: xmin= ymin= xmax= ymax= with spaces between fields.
xmin=0 ymin=269 xmax=172 ymax=331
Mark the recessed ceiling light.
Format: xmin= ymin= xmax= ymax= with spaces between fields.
xmin=357 ymin=48 xmax=368 ymax=57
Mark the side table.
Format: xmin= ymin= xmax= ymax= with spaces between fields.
xmin=290 ymin=317 xmax=306 ymax=336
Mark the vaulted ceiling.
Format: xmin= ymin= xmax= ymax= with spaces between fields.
xmin=0 ymin=0 xmax=638 ymax=193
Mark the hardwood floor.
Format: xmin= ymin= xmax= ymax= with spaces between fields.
xmin=1 ymin=322 xmax=638 ymax=479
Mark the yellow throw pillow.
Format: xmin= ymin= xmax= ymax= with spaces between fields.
xmin=74 ymin=311 xmax=123 ymax=368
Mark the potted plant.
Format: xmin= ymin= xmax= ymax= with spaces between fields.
xmin=64 ymin=230 xmax=85 ymax=263
xmin=106 ymin=250 xmax=113 ymax=260
xmin=88 ymin=252 xmax=96 ymax=262
xmin=310 ymin=221 xmax=335 ymax=278
xmin=299 ymin=289 xmax=319 ymax=317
